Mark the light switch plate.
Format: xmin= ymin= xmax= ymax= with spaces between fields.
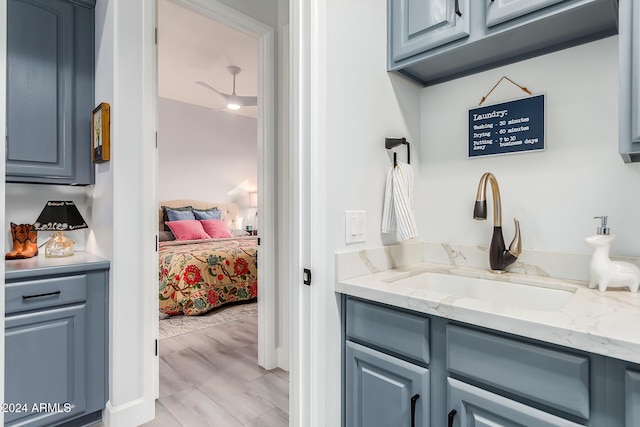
xmin=345 ymin=210 xmax=366 ymax=244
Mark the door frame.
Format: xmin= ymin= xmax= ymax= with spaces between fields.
xmin=163 ymin=0 xmax=278 ymax=369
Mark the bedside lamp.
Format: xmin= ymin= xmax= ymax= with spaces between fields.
xmin=248 ymin=191 xmax=258 ymax=230
xmin=33 ymin=201 xmax=88 ymax=257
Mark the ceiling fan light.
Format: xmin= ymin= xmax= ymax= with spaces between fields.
xmin=227 ymin=102 xmax=241 ymax=110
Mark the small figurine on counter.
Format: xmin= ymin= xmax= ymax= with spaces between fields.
xmin=585 ymin=216 xmax=640 ymax=293
xmin=5 ymin=222 xmax=38 ymax=259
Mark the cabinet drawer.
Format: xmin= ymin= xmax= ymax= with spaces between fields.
xmin=6 ymin=274 xmax=88 ymax=314
xmin=346 ymin=298 xmax=430 ymax=364
xmin=447 ymin=324 xmax=589 ymax=419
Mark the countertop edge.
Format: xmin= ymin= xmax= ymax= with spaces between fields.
xmin=5 ymin=252 xmax=111 ymax=280
xmin=337 ymin=277 xmax=640 ymax=365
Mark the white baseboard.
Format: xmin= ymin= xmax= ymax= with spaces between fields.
xmin=102 ymin=397 xmax=155 ymax=427
xmin=277 ymin=346 xmax=289 ymax=371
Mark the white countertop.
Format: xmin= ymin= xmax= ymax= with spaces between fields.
xmin=336 ymin=243 xmax=640 ymax=365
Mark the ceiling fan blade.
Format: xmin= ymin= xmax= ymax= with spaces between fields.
xmin=195 ymin=80 xmax=230 ymax=99
xmin=234 ymin=95 xmax=258 ymax=106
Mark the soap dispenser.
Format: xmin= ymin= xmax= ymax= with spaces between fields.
xmin=584 ymin=216 xmax=640 ymax=292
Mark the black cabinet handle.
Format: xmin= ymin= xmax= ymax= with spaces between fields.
xmin=22 ymin=290 xmax=61 ymax=300
xmin=448 ymin=409 xmax=457 ymax=427
xmin=455 ymin=0 xmax=462 ymax=17
xmin=410 ymin=394 xmax=420 ymax=427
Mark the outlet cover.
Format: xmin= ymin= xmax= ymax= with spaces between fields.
xmin=345 ymin=210 xmax=366 ymax=244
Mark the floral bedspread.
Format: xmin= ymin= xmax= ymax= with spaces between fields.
xmin=159 ymin=237 xmax=258 ymax=316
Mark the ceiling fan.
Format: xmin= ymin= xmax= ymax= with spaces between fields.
xmin=196 ymin=65 xmax=257 ymax=110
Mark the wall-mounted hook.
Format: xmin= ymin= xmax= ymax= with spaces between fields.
xmin=385 ymin=137 xmax=410 ymax=166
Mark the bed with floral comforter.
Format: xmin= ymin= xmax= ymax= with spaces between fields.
xmin=159 ymin=236 xmax=258 ymax=316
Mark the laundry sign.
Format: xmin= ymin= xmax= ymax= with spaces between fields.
xmin=468 ymin=94 xmax=545 ymax=158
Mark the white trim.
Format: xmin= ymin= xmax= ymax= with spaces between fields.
xmin=103 ymin=0 xmax=157 ymax=424
xmin=289 ymin=0 xmax=312 ymax=424
xmin=165 ymin=0 xmax=279 ymax=369
xmin=277 ymin=23 xmax=291 ymax=370
xmin=103 ymin=397 xmax=154 ymax=427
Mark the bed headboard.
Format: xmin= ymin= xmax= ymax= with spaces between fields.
xmin=159 ymin=200 xmax=242 ymax=231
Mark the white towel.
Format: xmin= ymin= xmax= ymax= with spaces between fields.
xmin=381 ymin=160 xmax=418 ymax=241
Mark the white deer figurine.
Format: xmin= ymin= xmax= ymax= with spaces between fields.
xmin=584 ymin=234 xmax=640 ymax=293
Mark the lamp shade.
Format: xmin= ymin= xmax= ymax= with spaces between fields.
xmin=248 ymin=192 xmax=258 ymax=208
xmin=33 ymin=201 xmax=88 ymax=231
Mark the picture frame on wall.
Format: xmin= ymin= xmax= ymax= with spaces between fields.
xmin=92 ymin=102 xmax=111 ymax=163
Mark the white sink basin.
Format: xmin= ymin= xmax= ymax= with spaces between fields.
xmin=387 ymin=271 xmax=576 ymax=311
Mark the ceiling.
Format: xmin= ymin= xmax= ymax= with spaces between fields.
xmin=158 ymin=0 xmax=259 ymax=118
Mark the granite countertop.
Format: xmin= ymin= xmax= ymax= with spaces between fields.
xmin=336 ymin=242 xmax=640 ymax=365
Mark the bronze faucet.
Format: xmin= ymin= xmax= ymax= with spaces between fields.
xmin=473 ymin=172 xmax=522 ymax=273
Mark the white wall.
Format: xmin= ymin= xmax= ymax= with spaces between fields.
xmin=157 ymin=97 xmax=258 ymax=223
xmin=5 ymin=184 xmax=89 ymax=250
xmin=317 ymin=5 xmax=640 ymax=427
xmin=314 ymin=0 xmax=422 ymax=425
xmin=89 ymin=0 xmax=157 ymax=425
xmin=419 ymin=36 xmax=640 ymax=257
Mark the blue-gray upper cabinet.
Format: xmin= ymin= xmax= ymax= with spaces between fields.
xmin=485 ymin=0 xmax=566 ymax=27
xmin=388 ymin=0 xmax=619 ymax=86
xmin=6 ymin=0 xmax=96 ymax=185
xmin=389 ymin=0 xmax=470 ymax=64
xmin=619 ymin=0 xmax=640 ymax=162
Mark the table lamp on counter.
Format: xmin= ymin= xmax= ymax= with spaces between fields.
xmin=33 ymin=201 xmax=88 ymax=257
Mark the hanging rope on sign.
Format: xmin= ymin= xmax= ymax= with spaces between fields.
xmin=478 ymin=76 xmax=532 ymax=106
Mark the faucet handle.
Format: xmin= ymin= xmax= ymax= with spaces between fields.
xmin=508 ymin=218 xmax=522 ymax=257
xmin=593 ymin=216 xmax=609 ymax=235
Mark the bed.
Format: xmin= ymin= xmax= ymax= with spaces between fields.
xmin=158 ymin=200 xmax=258 ymax=316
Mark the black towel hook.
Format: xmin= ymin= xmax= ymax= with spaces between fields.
xmin=385 ymin=137 xmax=410 ymax=167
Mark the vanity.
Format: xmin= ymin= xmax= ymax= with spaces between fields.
xmin=337 ymin=242 xmax=640 ymax=426
xmin=5 ymin=253 xmax=109 ymax=427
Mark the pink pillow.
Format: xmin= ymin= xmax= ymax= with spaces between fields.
xmin=166 ymin=220 xmax=210 ymax=241
xmin=200 ymin=219 xmax=233 ymax=239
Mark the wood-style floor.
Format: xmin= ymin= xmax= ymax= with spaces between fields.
xmin=142 ymin=314 xmax=289 ymax=427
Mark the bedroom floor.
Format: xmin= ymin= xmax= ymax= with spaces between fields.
xmin=142 ymin=310 xmax=289 ymax=427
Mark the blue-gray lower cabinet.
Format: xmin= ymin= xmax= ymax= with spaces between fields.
xmin=627 ymin=370 xmax=640 ymax=427
xmin=5 ymin=255 xmax=109 ymax=427
xmin=447 ymin=378 xmax=586 ymax=427
xmin=346 ymin=341 xmax=430 ymax=427
xmin=342 ymin=296 xmax=640 ymax=427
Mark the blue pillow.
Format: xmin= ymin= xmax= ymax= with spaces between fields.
xmin=165 ymin=207 xmax=196 ymax=222
xmin=193 ymin=208 xmax=222 ymax=220
xmin=161 ymin=205 xmax=193 ymax=231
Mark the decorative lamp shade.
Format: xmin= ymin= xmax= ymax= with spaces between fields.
xmin=248 ymin=192 xmax=258 ymax=208
xmin=33 ymin=201 xmax=88 ymax=231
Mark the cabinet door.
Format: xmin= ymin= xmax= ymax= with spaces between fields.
xmin=346 ymin=341 xmax=430 ymax=427
xmin=627 ymin=370 xmax=640 ymax=427
xmin=447 ymin=378 xmax=586 ymax=427
xmin=619 ymin=0 xmax=640 ymax=162
xmin=390 ymin=0 xmax=470 ymax=64
xmin=485 ymin=0 xmax=566 ymax=27
xmin=5 ymin=305 xmax=87 ymax=427
xmin=6 ymin=0 xmax=94 ymax=184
